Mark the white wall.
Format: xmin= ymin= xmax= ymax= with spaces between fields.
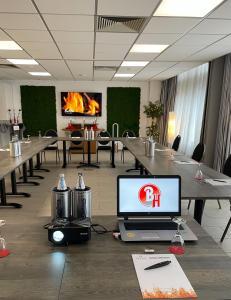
xmin=0 ymin=79 xmax=161 ymax=137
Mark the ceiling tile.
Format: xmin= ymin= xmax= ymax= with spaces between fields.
xmin=96 ymin=32 xmax=138 ymax=44
xmin=175 ymin=34 xmax=225 ymax=46
xmin=190 ymin=19 xmax=231 ymax=35
xmin=35 ymin=0 xmax=95 ymax=15
xmin=18 ymin=41 xmax=62 ymax=59
xmin=18 ymin=64 xmax=46 ymax=72
xmin=43 ymin=15 xmax=94 ymax=31
xmin=58 ymin=42 xmax=93 ymax=59
xmin=208 ymin=1 xmax=231 ymax=19
xmin=38 ymin=59 xmax=73 ymax=80
xmin=95 ymin=44 xmax=130 ymax=60
xmin=0 ymin=50 xmax=31 ymax=59
xmin=6 ymin=29 xmax=53 ymax=42
xmin=52 ymin=31 xmax=94 ymax=43
xmin=136 ymin=33 xmax=181 ymax=44
xmin=0 ymin=14 xmax=46 ymax=30
xmin=94 ymin=60 xmax=121 ymax=67
xmin=0 ymin=0 xmax=36 ymax=13
xmin=156 ymin=45 xmax=205 ymax=61
xmin=94 ymin=70 xmax=115 ymax=80
xmin=97 ymin=0 xmax=159 ymax=17
xmin=0 ymin=68 xmax=31 ymax=79
xmin=125 ymin=52 xmax=159 ymax=61
xmin=0 ymin=29 xmax=11 ymax=40
xmin=66 ymin=60 xmax=93 ymax=80
xmin=143 ymin=17 xmax=201 ymax=34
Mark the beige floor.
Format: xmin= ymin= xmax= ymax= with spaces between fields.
xmin=1 ymin=150 xmax=231 ymax=257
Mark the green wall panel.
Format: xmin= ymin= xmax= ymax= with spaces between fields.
xmin=107 ymin=87 xmax=140 ymax=136
xmin=21 ymin=86 xmax=57 ymax=136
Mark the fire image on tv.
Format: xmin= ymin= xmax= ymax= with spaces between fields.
xmin=61 ymin=92 xmax=102 ymax=116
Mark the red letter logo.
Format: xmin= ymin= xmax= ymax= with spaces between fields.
xmin=138 ymin=184 xmax=161 ymax=207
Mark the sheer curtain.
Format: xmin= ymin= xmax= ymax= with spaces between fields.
xmin=174 ymin=63 xmax=209 ymax=155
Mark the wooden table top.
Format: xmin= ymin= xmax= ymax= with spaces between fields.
xmin=122 ymin=138 xmax=231 ymax=200
xmin=67 ymin=215 xmax=231 ymax=300
xmin=0 ymin=137 xmax=56 ymax=179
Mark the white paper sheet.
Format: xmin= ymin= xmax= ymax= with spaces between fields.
xmin=155 ymin=149 xmax=169 ymax=152
xmin=204 ymin=179 xmax=231 ymax=186
xmin=174 ymin=160 xmax=198 ymax=165
xmin=132 ymin=254 xmax=197 ymax=299
xmin=0 ymin=148 xmax=9 ymax=151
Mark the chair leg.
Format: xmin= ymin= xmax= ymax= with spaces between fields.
xmin=55 ymin=150 xmax=58 ymax=164
xmin=96 ymin=149 xmax=99 ymax=163
xmin=187 ymin=200 xmax=191 ymax=210
xmin=217 ymin=199 xmax=221 ymax=209
xmin=220 ymin=217 xmax=231 ymax=242
xmin=58 ymin=149 xmax=60 ymax=162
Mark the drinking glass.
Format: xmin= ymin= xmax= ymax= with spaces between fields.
xmin=27 ymin=135 xmax=30 ymax=141
xmin=195 ymin=163 xmax=204 ymax=181
xmin=169 ymin=217 xmax=185 ymax=255
xmin=0 ymin=236 xmax=10 ymax=258
xmin=170 ymin=150 xmax=175 ymax=160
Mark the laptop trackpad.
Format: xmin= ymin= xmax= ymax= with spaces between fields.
xmin=138 ymin=231 xmax=160 ymax=240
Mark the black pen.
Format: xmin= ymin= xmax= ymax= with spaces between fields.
xmin=144 ymin=260 xmax=171 ymax=270
xmin=213 ymin=179 xmax=226 ymax=183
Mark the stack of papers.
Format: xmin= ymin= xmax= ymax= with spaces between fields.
xmin=132 ymin=254 xmax=197 ymax=299
xmin=174 ymin=160 xmax=198 ymax=165
xmin=204 ymin=179 xmax=231 ymax=186
xmin=0 ymin=148 xmax=9 ymax=152
xmin=155 ymin=149 xmax=169 ymax=152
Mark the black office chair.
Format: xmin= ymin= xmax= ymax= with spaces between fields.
xmin=68 ymin=130 xmax=85 ymax=163
xmin=121 ymin=130 xmax=136 ymax=163
xmin=220 ymin=155 xmax=231 ymax=242
xmin=97 ymin=130 xmax=112 ymax=163
xmin=172 ymin=135 xmax=181 ymax=151
xmin=42 ymin=129 xmax=60 ymax=163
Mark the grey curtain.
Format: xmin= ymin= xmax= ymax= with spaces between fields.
xmin=214 ymin=54 xmax=231 ymax=171
xmin=159 ymin=76 xmax=177 ymax=145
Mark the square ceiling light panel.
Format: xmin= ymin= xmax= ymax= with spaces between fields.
xmin=29 ymin=72 xmax=51 ymax=76
xmin=0 ymin=41 xmax=22 ymax=50
xmin=121 ymin=61 xmax=149 ymax=67
xmin=7 ymin=59 xmax=38 ymax=65
xmin=154 ymin=0 xmax=224 ymax=17
xmin=130 ymin=44 xmax=168 ymax=53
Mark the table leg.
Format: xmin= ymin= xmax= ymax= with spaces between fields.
xmin=21 ymin=158 xmax=44 ymax=179
xmin=126 ymin=158 xmax=140 ymax=172
xmin=77 ymin=141 xmax=99 ymax=168
xmin=17 ymin=163 xmax=39 ymax=186
xmin=111 ymin=140 xmax=115 ymax=168
xmin=6 ymin=171 xmax=30 ymax=198
xmin=140 ymin=164 xmax=144 ymax=175
xmin=194 ymin=199 xmax=205 ymax=224
xmin=34 ymin=153 xmax=50 ymax=172
xmin=0 ymin=178 xmax=22 ymax=208
xmin=62 ymin=141 xmax=67 ymax=168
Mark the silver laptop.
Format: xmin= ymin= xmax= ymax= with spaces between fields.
xmin=117 ymin=175 xmax=197 ymax=242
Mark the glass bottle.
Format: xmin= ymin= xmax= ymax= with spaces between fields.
xmin=38 ymin=130 xmax=42 ymax=138
xmin=57 ymin=174 xmax=67 ymax=191
xmin=76 ymin=173 xmax=86 ymax=190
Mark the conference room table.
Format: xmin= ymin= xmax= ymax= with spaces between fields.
xmin=0 ymin=137 xmax=56 ymax=208
xmin=122 ymin=138 xmax=231 ymax=225
xmin=57 ymin=136 xmax=119 ymax=168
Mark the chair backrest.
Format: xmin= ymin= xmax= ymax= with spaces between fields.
xmin=191 ymin=143 xmax=205 ymax=162
xmin=122 ymin=130 xmax=136 ymax=138
xmin=98 ymin=130 xmax=111 ymax=145
xmin=172 ymin=135 xmax=181 ymax=151
xmin=71 ymin=130 xmax=83 ymax=145
xmin=45 ymin=129 xmax=58 ymax=137
xmin=223 ymin=155 xmax=231 ymax=177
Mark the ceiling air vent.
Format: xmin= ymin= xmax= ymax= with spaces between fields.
xmin=97 ymin=16 xmax=146 ymax=33
xmin=0 ymin=64 xmax=19 ymax=69
xmin=94 ymin=66 xmax=118 ymax=72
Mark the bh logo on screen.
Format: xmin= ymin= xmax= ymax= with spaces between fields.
xmin=138 ymin=184 xmax=161 ymax=207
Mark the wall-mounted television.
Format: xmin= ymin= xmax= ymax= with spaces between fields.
xmin=61 ymin=92 xmax=102 ymax=117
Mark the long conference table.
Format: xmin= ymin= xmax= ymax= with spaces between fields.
xmin=0 ymin=137 xmax=56 ymax=208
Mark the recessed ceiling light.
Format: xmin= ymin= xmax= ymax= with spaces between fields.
xmin=29 ymin=72 xmax=51 ymax=76
xmin=0 ymin=41 xmax=22 ymax=50
xmin=7 ymin=59 xmax=38 ymax=65
xmin=154 ymin=0 xmax=224 ymax=17
xmin=121 ymin=61 xmax=149 ymax=67
xmin=114 ymin=73 xmax=135 ymax=78
xmin=130 ymin=44 xmax=168 ymax=53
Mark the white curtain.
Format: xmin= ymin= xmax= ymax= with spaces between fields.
xmin=174 ymin=63 xmax=209 ymax=155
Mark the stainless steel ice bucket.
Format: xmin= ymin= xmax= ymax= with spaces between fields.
xmin=51 ymin=188 xmax=72 ymax=221
xmin=72 ymin=187 xmax=91 ymax=220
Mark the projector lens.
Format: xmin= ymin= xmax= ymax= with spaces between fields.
xmin=53 ymin=230 xmax=64 ymax=242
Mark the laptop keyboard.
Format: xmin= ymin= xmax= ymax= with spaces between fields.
xmin=124 ymin=221 xmax=183 ymax=231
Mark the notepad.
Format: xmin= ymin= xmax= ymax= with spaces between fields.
xmin=132 ymin=254 xmax=197 ymax=299
xmin=204 ymin=179 xmax=231 ymax=186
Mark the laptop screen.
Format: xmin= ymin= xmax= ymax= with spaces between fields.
xmin=117 ymin=175 xmax=181 ymax=217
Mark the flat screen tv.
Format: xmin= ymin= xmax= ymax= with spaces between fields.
xmin=61 ymin=92 xmax=102 ymax=117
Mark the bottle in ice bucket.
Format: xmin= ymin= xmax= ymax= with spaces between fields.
xmin=57 ymin=174 xmax=67 ymax=191
xmin=76 ymin=173 xmax=85 ymax=190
